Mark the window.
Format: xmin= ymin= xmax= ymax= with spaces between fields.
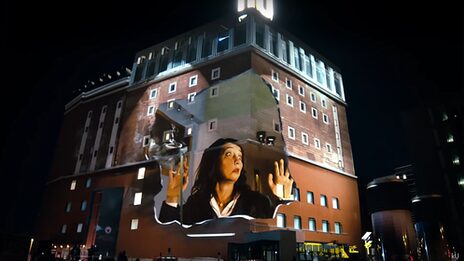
xmin=334 ymin=222 xmax=342 ymax=234
xmin=322 ymin=220 xmax=329 ymax=233
xmin=150 ymin=89 xmax=158 ymax=99
xmin=143 ymin=135 xmax=150 ymax=147
xmin=272 ymin=70 xmax=279 ymax=82
xmin=208 ymin=119 xmax=218 ymax=131
xmin=271 ymin=86 xmax=280 ymax=101
xmin=310 ymin=92 xmax=317 ymax=102
xmin=65 ymin=202 xmax=72 ymax=213
xmin=321 ymin=98 xmax=327 ymax=108
xmin=311 ymin=107 xmax=318 ymax=119
xmin=447 ymin=133 xmax=454 ymax=143
xmin=187 ymin=92 xmax=196 ymax=103
xmin=147 ymin=106 xmax=155 ymax=116
xmin=217 ymin=31 xmax=230 ymax=53
xmin=77 ymin=223 xmax=83 ymax=233
xmin=167 ymin=99 xmax=176 ymax=109
xmin=189 ymin=75 xmax=198 ymax=87
xmin=299 ymin=101 xmax=306 ymax=113
xmin=293 ymin=188 xmax=300 ymax=201
xmin=168 ymin=82 xmax=177 ymax=93
xmin=316 ymin=60 xmax=325 ymax=85
xmin=211 ymin=67 xmax=221 ymax=80
xmin=320 ymin=194 xmax=327 ymax=207
xmin=234 ymin=22 xmax=246 ymax=46
xmin=210 ymin=87 xmax=219 ymax=97
xmin=314 ymin=138 xmax=321 ymax=149
xmin=277 ymin=213 xmax=286 ymax=228
xmin=326 ymin=143 xmax=332 ymax=153
xmin=273 ymin=121 xmax=281 ymax=132
xmin=61 ymin=224 xmax=67 ymax=234
xmin=298 ymin=85 xmax=305 ymax=96
xmin=134 ymin=192 xmax=143 ymax=205
xmin=81 ymin=200 xmax=87 ymax=211
xmin=131 ymin=219 xmax=139 ymax=230
xmin=452 ymin=155 xmax=460 ymax=166
xmin=85 ymin=178 xmax=92 ymax=188
xmin=187 ymin=127 xmax=192 ymax=136
xmin=301 ymin=132 xmax=309 ymax=145
xmin=285 ymin=78 xmax=292 ymax=89
xmin=70 ymin=180 xmax=77 ymax=191
xmin=309 ymin=218 xmax=316 ymax=231
xmin=286 ymin=94 xmax=293 ymax=107
xmin=332 ymin=197 xmax=339 ymax=209
xmin=323 ymin=113 xmax=329 ymax=124
xmin=137 ymin=167 xmax=146 ymax=180
xmin=294 ymin=216 xmax=302 ymax=229
xmin=307 ymin=191 xmax=314 ymax=204
xmin=288 ymin=126 xmax=296 ymax=140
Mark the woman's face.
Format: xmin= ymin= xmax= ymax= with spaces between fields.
xmin=219 ymin=143 xmax=243 ymax=183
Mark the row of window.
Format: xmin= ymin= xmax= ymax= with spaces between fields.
xmin=294 ymin=190 xmax=340 ymax=209
xmin=287 ymin=126 xmax=333 ymax=152
xmin=276 ymin=214 xmax=343 ymax=234
xmin=69 ymin=178 xmax=92 ymax=191
xmin=132 ymin=14 xmax=345 ymax=100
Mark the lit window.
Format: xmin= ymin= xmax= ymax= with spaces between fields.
xmin=70 ymin=180 xmax=77 ymax=191
xmin=147 ymin=105 xmax=155 ymax=116
xmin=285 ymin=78 xmax=292 ymax=89
xmin=189 ymin=75 xmax=198 ymax=87
xmin=334 ymin=222 xmax=342 ymax=234
xmin=137 ymin=167 xmax=146 ymax=180
xmin=311 ymin=107 xmax=318 ymax=119
xmin=298 ymin=85 xmax=305 ymax=96
xmin=211 ymin=67 xmax=221 ymax=80
xmin=208 ymin=119 xmax=218 ymax=131
xmin=286 ymin=94 xmax=293 ymax=107
xmin=447 ymin=134 xmax=454 ymax=143
xmin=323 ymin=113 xmax=329 ymax=124
xmin=131 ymin=219 xmax=139 ymax=230
xmin=77 ymin=223 xmax=83 ymax=233
xmin=299 ymin=101 xmax=306 ymax=113
xmin=150 ymin=89 xmax=158 ymax=99
xmin=210 ymin=87 xmax=219 ymax=97
xmin=294 ymin=216 xmax=302 ymax=229
xmin=85 ymin=178 xmax=92 ymax=188
xmin=272 ymin=70 xmax=279 ymax=82
xmin=167 ymin=99 xmax=176 ymax=109
xmin=442 ymin=113 xmax=448 ymax=121
xmin=314 ymin=138 xmax=321 ymax=149
xmin=322 ymin=220 xmax=329 ymax=233
xmin=332 ymin=197 xmax=339 ymax=209
xmin=65 ymin=202 xmax=72 ymax=213
xmin=452 ymin=156 xmax=460 ymax=166
xmin=320 ymin=194 xmax=327 ymax=207
xmin=61 ymin=224 xmax=67 ymax=234
xmin=288 ymin=126 xmax=296 ymax=140
xmin=307 ymin=191 xmax=314 ymax=204
xmin=81 ymin=200 xmax=87 ymax=211
xmin=309 ymin=218 xmax=316 ymax=231
xmin=276 ymin=213 xmax=286 ymax=228
xmin=168 ymin=82 xmax=177 ymax=93
xmin=187 ymin=92 xmax=196 ymax=103
xmin=134 ymin=192 xmax=143 ymax=205
xmin=187 ymin=127 xmax=192 ymax=136
xmin=292 ymin=188 xmax=300 ymax=201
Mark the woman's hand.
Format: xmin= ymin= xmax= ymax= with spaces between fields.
xmin=267 ymin=159 xmax=294 ymax=200
xmin=166 ymin=155 xmax=189 ymax=204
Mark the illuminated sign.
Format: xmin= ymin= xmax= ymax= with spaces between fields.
xmin=349 ymin=245 xmax=359 ymax=253
xmin=237 ymin=0 xmax=274 ymax=20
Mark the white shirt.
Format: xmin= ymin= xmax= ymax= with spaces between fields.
xmin=210 ymin=193 xmax=241 ymax=217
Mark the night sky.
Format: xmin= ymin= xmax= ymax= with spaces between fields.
xmin=1 ymin=0 xmax=462 ymax=236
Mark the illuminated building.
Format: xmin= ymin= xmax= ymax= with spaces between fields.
xmin=34 ymin=1 xmax=362 ymax=260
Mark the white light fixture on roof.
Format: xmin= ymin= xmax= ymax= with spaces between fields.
xmin=237 ymin=0 xmax=274 ymax=20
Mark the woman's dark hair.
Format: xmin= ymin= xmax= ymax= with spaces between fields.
xmin=191 ymin=138 xmax=250 ymax=196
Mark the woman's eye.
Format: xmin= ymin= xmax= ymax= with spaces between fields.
xmin=225 ymin=152 xmax=232 ymax=157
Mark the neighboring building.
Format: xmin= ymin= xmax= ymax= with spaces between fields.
xmin=34 ymin=1 xmax=362 ymax=260
xmin=401 ymin=89 xmax=464 ymax=257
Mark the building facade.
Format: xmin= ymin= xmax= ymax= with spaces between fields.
xmin=35 ymin=2 xmax=362 ymax=260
